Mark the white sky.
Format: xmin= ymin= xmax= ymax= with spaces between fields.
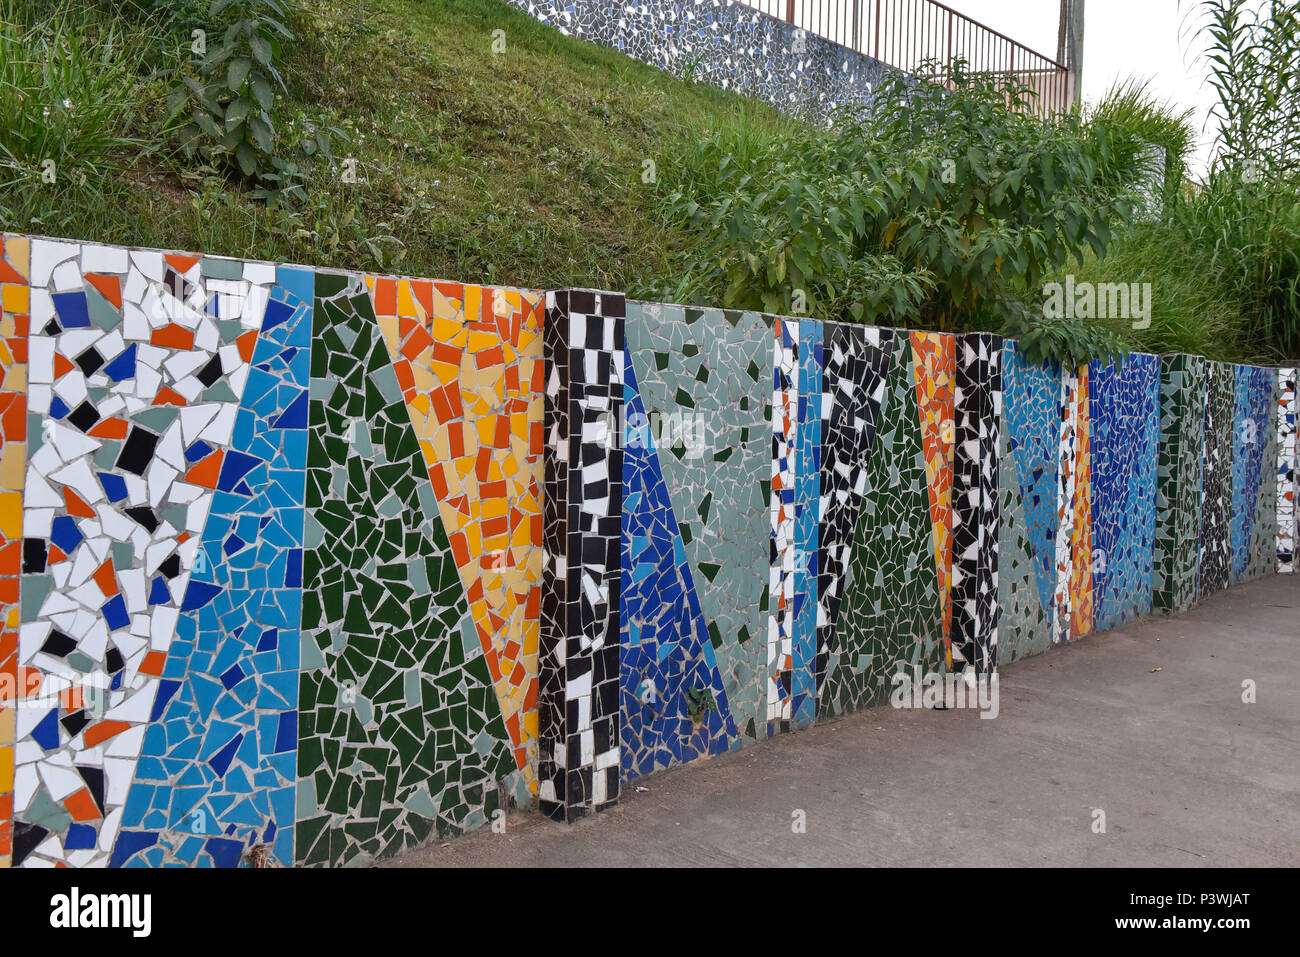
xmin=944 ymin=0 xmax=1222 ymax=177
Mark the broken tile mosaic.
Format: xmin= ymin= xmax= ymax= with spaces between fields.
xmin=1 ymin=235 xmax=1292 ymax=860
xmin=1230 ymin=364 xmax=1275 ymax=586
xmin=998 ymin=343 xmax=1058 ymax=662
xmin=503 ymin=0 xmax=892 ymax=122
xmin=1278 ymin=368 xmax=1297 ymax=573
xmin=1088 ymin=353 xmax=1160 ymax=632
xmin=15 ymin=239 xmax=259 ymax=867
xmin=368 ymin=277 xmax=545 ymax=801
xmin=296 ymin=271 xmax=513 ymax=866
xmin=538 ymin=290 xmax=623 ymax=822
xmin=1153 ymin=355 xmax=1206 ymax=614
xmin=622 ymin=302 xmax=769 ymax=748
xmin=1200 ymin=361 xmax=1235 ymax=598
xmin=111 ymin=263 xmax=311 ymax=869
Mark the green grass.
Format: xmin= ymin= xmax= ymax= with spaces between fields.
xmin=1065 ymin=221 xmax=1253 ymax=362
xmin=0 ymin=0 xmax=1285 ymax=364
xmin=0 ymin=0 xmax=783 ymax=292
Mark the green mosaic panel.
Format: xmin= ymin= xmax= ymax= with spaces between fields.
xmin=997 ymin=412 xmax=1052 ymax=662
xmin=624 ymin=302 xmax=772 ymax=745
xmin=820 ymin=334 xmax=943 ymax=713
xmin=1154 ymin=355 xmax=1206 ymax=614
xmin=296 ymin=271 xmax=513 ymax=867
xmin=1248 ymin=372 xmax=1280 ymax=582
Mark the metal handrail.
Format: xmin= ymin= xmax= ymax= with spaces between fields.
xmin=738 ymin=0 xmax=1072 ymax=116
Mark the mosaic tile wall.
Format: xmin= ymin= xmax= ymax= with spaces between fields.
xmin=951 ymin=333 xmax=1002 ymax=675
xmin=0 ymin=235 xmax=27 ymax=868
xmin=1 ymin=234 xmax=1292 ymax=857
xmin=1153 ymin=355 xmax=1206 ymax=614
xmin=503 ymin=0 xmax=893 ymax=122
xmin=1088 ymin=354 xmax=1160 ymax=632
xmin=998 ymin=344 xmax=1058 ymax=663
xmin=538 ymin=290 xmax=623 ymax=822
xmin=1 ymin=236 xmax=537 ymax=868
xmin=622 ymin=303 xmax=769 ymax=747
xmin=818 ymin=328 xmax=943 ymax=715
xmin=1200 ymin=361 xmax=1235 ymax=598
xmin=1231 ymin=364 xmax=1276 ymax=586
xmin=1278 ymin=367 xmax=1297 ymax=573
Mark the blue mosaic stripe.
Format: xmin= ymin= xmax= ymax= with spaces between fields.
xmin=110 ymin=266 xmax=311 ymax=867
xmin=792 ymin=321 xmax=822 ymax=728
xmin=1088 ymin=353 xmax=1160 ymax=632
xmin=620 ymin=348 xmax=737 ymax=781
xmin=1231 ymin=364 xmax=1273 ymax=583
xmin=1002 ymin=343 xmax=1060 ymax=621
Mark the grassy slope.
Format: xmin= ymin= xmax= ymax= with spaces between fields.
xmin=6 ymin=0 xmax=783 ymax=293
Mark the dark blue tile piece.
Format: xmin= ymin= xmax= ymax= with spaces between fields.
xmin=101 ymin=594 xmax=129 ymax=631
xmin=270 ymin=389 xmax=308 ymax=429
xmin=216 ymin=450 xmax=260 ymax=492
xmin=107 ymin=830 xmax=158 ymax=868
xmin=52 ymin=290 xmax=91 ymax=328
xmin=104 ymin=343 xmax=137 ymax=382
xmin=203 ymin=836 xmax=244 ymax=868
xmin=181 ymin=580 xmax=222 ymax=612
xmin=149 ymin=576 xmax=170 ymax=606
xmin=32 ymin=709 xmax=60 ymax=750
xmin=98 ymin=471 xmax=128 ymax=501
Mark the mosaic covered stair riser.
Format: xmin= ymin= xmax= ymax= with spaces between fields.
xmin=537 ymin=290 xmax=624 ymax=822
xmin=622 ymin=303 xmax=769 ymax=747
xmin=1279 ymin=368 xmax=1297 ymax=573
xmin=1 ymin=236 xmax=1294 ymax=856
xmin=1200 ymin=361 xmax=1235 ymax=598
xmin=1230 ymin=365 xmax=1277 ymax=586
xmin=0 ymin=235 xmax=28 ymax=868
xmin=950 ymin=334 xmax=1002 ymax=675
xmin=1088 ymin=354 xmax=1161 ymax=632
xmin=503 ymin=0 xmax=893 ymax=122
xmin=1154 ymin=355 xmax=1206 ymax=614
xmin=998 ymin=343 xmax=1058 ymax=663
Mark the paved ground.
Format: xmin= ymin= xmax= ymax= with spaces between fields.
xmin=382 ymin=575 xmax=1300 ymax=867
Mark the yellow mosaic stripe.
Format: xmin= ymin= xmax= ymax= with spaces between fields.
xmin=367 ymin=277 xmax=544 ymax=794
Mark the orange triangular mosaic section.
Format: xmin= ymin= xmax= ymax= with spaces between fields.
xmin=0 ymin=234 xmax=30 ymax=869
xmin=1070 ymin=364 xmax=1093 ymax=639
xmin=911 ymin=332 xmax=955 ymax=663
xmin=367 ymin=276 xmax=544 ymax=794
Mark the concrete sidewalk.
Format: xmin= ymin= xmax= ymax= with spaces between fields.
xmin=382 ymin=575 xmax=1300 ymax=867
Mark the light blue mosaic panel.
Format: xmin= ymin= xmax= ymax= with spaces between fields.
xmin=792 ymin=320 xmax=821 ymax=728
xmin=1002 ymin=343 xmax=1060 ymax=618
xmin=1231 ymin=364 xmax=1275 ymax=584
xmin=111 ymin=266 xmax=311 ymax=867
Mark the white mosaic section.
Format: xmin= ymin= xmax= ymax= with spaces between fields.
xmin=1052 ymin=366 xmax=1079 ymax=644
xmin=767 ymin=320 xmax=797 ymax=723
xmin=1278 ymin=367 xmax=1297 ymax=573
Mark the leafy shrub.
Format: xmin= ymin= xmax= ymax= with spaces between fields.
xmin=1189 ymin=0 xmax=1300 ymax=358
xmin=659 ymin=61 xmax=1141 ymax=361
xmin=166 ymin=0 xmax=342 ymax=200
